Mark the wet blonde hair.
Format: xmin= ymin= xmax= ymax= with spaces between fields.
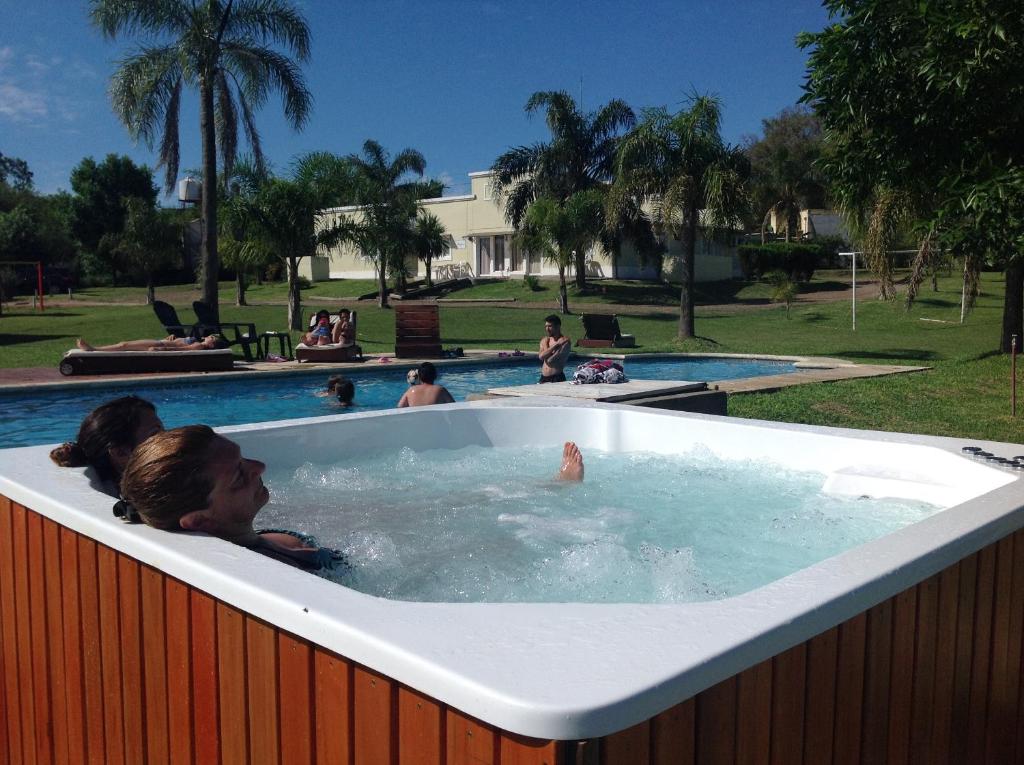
xmin=119 ymin=425 xmax=218 ymax=530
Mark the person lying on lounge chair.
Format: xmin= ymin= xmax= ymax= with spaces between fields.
xmin=75 ymin=335 xmax=227 ymax=352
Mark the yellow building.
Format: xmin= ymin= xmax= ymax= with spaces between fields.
xmin=302 ymin=170 xmax=740 ymax=283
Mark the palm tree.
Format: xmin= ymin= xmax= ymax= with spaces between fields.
xmin=412 ymin=211 xmax=447 ymax=288
xmin=517 ymin=191 xmax=604 ymax=315
xmin=90 ymin=0 xmax=313 ymax=324
xmin=610 ymin=95 xmax=750 ymax=339
xmin=218 ymin=159 xmax=270 ymax=306
xmin=491 ymin=91 xmax=635 ymax=289
xmin=344 ymin=141 xmax=427 ymax=308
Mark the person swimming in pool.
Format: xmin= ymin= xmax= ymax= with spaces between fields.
xmin=396 ymin=362 xmax=454 ymax=407
xmin=116 ymin=429 xmax=584 ymax=570
xmin=50 ymin=396 xmax=164 ymax=494
xmin=76 ymin=335 xmax=226 ymax=352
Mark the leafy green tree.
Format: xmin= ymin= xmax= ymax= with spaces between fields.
xmin=219 ymin=157 xmax=271 ymax=306
xmin=412 ymin=211 xmax=447 ymax=288
xmin=91 ymin=0 xmax=313 ymax=323
xmin=610 ymin=95 xmax=750 ymax=339
xmin=743 ymin=105 xmax=826 ymax=242
xmin=799 ymin=0 xmax=1024 ymax=351
xmin=343 ymin=141 xmax=426 ymax=308
xmin=516 ymin=191 xmax=604 ymax=315
xmin=0 ymin=153 xmax=33 ymax=191
xmin=70 ymin=154 xmax=158 ymax=285
xmin=111 ymin=197 xmax=181 ymax=304
xmin=492 ymin=91 xmax=637 ymax=289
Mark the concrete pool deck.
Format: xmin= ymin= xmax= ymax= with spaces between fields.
xmin=0 ymin=351 xmax=929 ymax=397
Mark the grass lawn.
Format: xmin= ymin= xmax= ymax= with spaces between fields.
xmin=1 ymin=271 xmax=1019 ymax=442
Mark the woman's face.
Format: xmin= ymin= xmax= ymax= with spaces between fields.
xmin=202 ymin=435 xmax=269 ymax=528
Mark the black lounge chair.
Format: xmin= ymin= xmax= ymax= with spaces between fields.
xmin=152 ymin=301 xmax=199 ymax=339
xmin=578 ymin=313 xmax=636 ymax=348
xmin=191 ymin=300 xmax=259 ymax=361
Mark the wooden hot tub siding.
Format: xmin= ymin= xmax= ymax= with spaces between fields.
xmin=2 ymin=493 xmax=1024 ymax=764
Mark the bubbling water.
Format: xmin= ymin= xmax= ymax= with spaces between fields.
xmin=259 ymin=445 xmax=940 ymax=603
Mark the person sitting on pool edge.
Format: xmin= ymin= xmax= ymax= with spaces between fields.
xmin=396 ymin=362 xmax=455 ymax=408
xmin=76 ymin=335 xmax=227 ymax=352
xmin=538 ymin=314 xmax=572 ymax=383
xmin=50 ymin=395 xmax=164 ymax=494
xmin=116 ymin=425 xmax=347 ymax=571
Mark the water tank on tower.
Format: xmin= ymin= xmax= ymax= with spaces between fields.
xmin=177 ymin=176 xmax=201 ymax=205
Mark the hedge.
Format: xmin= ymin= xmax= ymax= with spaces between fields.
xmin=737 ymin=242 xmax=822 ymax=282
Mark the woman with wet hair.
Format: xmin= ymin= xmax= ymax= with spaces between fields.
xmin=49 ymin=396 xmax=164 ymax=492
xmin=117 ymin=426 xmax=347 ymax=572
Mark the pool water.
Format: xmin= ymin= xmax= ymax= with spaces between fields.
xmin=0 ymin=356 xmax=792 ymax=448
xmin=260 ymin=444 xmax=939 ymax=603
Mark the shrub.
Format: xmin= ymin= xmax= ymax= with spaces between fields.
xmin=737 ymin=242 xmax=822 ymax=282
xmin=764 ymin=269 xmax=798 ymax=318
xmin=523 ymin=274 xmax=541 ymax=292
xmin=296 ymin=275 xmax=312 ymax=290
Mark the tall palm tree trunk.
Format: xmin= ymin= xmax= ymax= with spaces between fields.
xmin=199 ymin=79 xmax=220 ymax=322
xmin=425 ymin=256 xmax=433 ymax=288
xmin=287 ymin=258 xmax=302 ymax=330
xmin=377 ymin=255 xmax=389 ymax=309
xmin=1000 ymin=259 xmax=1024 ymax=353
xmin=235 ymin=271 xmax=247 ymax=306
xmin=558 ymin=265 xmax=570 ymax=315
xmin=574 ymin=250 xmax=587 ymax=290
xmin=678 ymin=204 xmax=698 ymax=339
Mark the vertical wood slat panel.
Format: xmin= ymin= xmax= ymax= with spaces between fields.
xmin=24 ymin=511 xmax=52 ymax=765
xmin=886 ymin=587 xmax=918 ymax=765
xmin=908 ymin=574 xmax=939 ymax=765
xmin=96 ymin=545 xmax=125 ymax=765
xmin=695 ymin=675 xmax=737 ymax=765
xmin=0 ymin=613 xmax=7 ymax=765
xmin=966 ymin=544 xmax=997 ymax=763
xmin=769 ymin=643 xmax=806 ymax=765
xmin=985 ymin=534 xmax=1017 ymax=765
xmin=802 ymin=627 xmax=838 ymax=765
xmin=60 ymin=526 xmax=86 ymax=763
xmin=77 ymin=536 xmax=106 ymax=764
xmin=0 ymin=497 xmax=25 ymax=765
xmin=314 ymin=649 xmax=352 ymax=765
xmin=929 ymin=562 xmax=961 ymax=765
xmin=600 ymin=720 xmax=650 ymax=764
xmin=165 ymin=579 xmax=193 ymax=765
xmin=444 ymin=709 xmax=496 ymax=765
xmin=651 ymin=698 xmax=695 ymax=765
xmin=397 ymin=686 xmax=443 ymax=765
xmin=41 ymin=518 xmax=69 ymax=765
xmin=117 ymin=556 xmax=146 ymax=765
xmin=735 ymin=659 xmax=772 ymax=765
xmin=497 ymin=733 xmax=561 ymax=765
xmin=140 ymin=566 xmax=170 ymax=765
xmin=354 ymin=666 xmax=395 ymax=764
xmin=860 ymin=599 xmax=894 ymax=765
xmin=831 ymin=612 xmax=866 ymax=765
xmin=950 ymin=553 xmax=979 ymax=763
xmin=246 ymin=617 xmax=280 ymax=765
xmin=279 ymin=633 xmax=314 ymax=765
xmin=191 ymin=590 xmax=220 ymax=765
xmin=1008 ymin=531 xmax=1024 ymax=764
xmin=11 ymin=506 xmax=37 ymax=765
xmin=217 ymin=602 xmax=249 ymax=765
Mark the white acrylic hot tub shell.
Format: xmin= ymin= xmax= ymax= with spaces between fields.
xmin=1 ymin=398 xmax=1022 ymax=740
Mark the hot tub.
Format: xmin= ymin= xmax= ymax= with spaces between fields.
xmin=2 ymin=399 xmax=1023 ymax=763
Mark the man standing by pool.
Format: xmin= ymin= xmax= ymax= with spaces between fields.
xmin=538 ymin=314 xmax=572 ymax=383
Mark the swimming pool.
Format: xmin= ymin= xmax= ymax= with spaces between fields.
xmin=0 ymin=355 xmax=794 ymax=447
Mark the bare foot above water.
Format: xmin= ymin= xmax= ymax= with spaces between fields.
xmin=556 ymin=441 xmax=584 ymax=482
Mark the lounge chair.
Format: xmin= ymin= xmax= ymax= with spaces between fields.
xmin=395 ymin=304 xmax=443 ymax=358
xmin=295 ymin=311 xmax=363 ymax=363
xmin=58 ymin=348 xmax=234 ymax=376
xmin=152 ymin=301 xmax=199 ymax=339
xmin=191 ymin=301 xmax=259 ymax=361
xmin=578 ymin=313 xmax=636 ymax=348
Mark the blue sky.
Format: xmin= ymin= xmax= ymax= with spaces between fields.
xmin=1 ymin=1 xmax=833 ymax=197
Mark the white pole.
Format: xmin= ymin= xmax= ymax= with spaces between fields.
xmin=851 ymin=251 xmax=857 ymax=331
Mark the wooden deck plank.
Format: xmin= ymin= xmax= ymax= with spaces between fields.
xmin=695 ymin=675 xmax=737 ymax=765
xmin=735 ymin=659 xmax=772 ymax=765
xmin=498 ymin=733 xmax=561 ymax=765
xmin=832 ymin=612 xmax=866 ymax=765
xmin=966 ymin=544 xmax=996 ymax=762
xmin=985 ymin=534 xmax=1017 ymax=764
xmin=860 ymin=599 xmax=894 ymax=764
xmin=140 ymin=565 xmax=170 ymax=765
xmin=41 ymin=518 xmax=68 ymax=765
xmin=59 ymin=526 xmax=86 ymax=763
xmin=353 ymin=665 xmax=395 ymax=764
xmin=314 ymin=649 xmax=352 ymax=765
xmin=24 ymin=511 xmax=53 ymax=765
xmin=770 ymin=643 xmax=806 ymax=765
xmin=803 ymin=627 xmax=838 ymax=765
xmin=0 ymin=497 xmax=25 ymax=765
xmin=96 ymin=545 xmax=125 ymax=765
xmin=950 ymin=552 xmax=979 ymax=764
xmin=908 ymin=574 xmax=939 ymax=765
xmin=10 ymin=506 xmax=37 ymax=765
xmin=445 ymin=709 xmax=496 ymax=765
xmin=886 ymin=587 xmax=918 ymax=765
xmin=116 ymin=556 xmax=146 ymax=765
xmin=191 ymin=591 xmax=221 ymax=765
xmin=651 ymin=698 xmax=695 ymax=765
xmin=245 ymin=617 xmax=281 ymax=765
xmin=600 ymin=720 xmax=650 ymax=764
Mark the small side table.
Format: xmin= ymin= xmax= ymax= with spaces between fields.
xmin=259 ymin=331 xmax=293 ymax=360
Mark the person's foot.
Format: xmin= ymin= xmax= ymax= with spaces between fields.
xmin=556 ymin=441 xmax=584 ymax=482
xmin=76 ymin=338 xmax=94 ymax=351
